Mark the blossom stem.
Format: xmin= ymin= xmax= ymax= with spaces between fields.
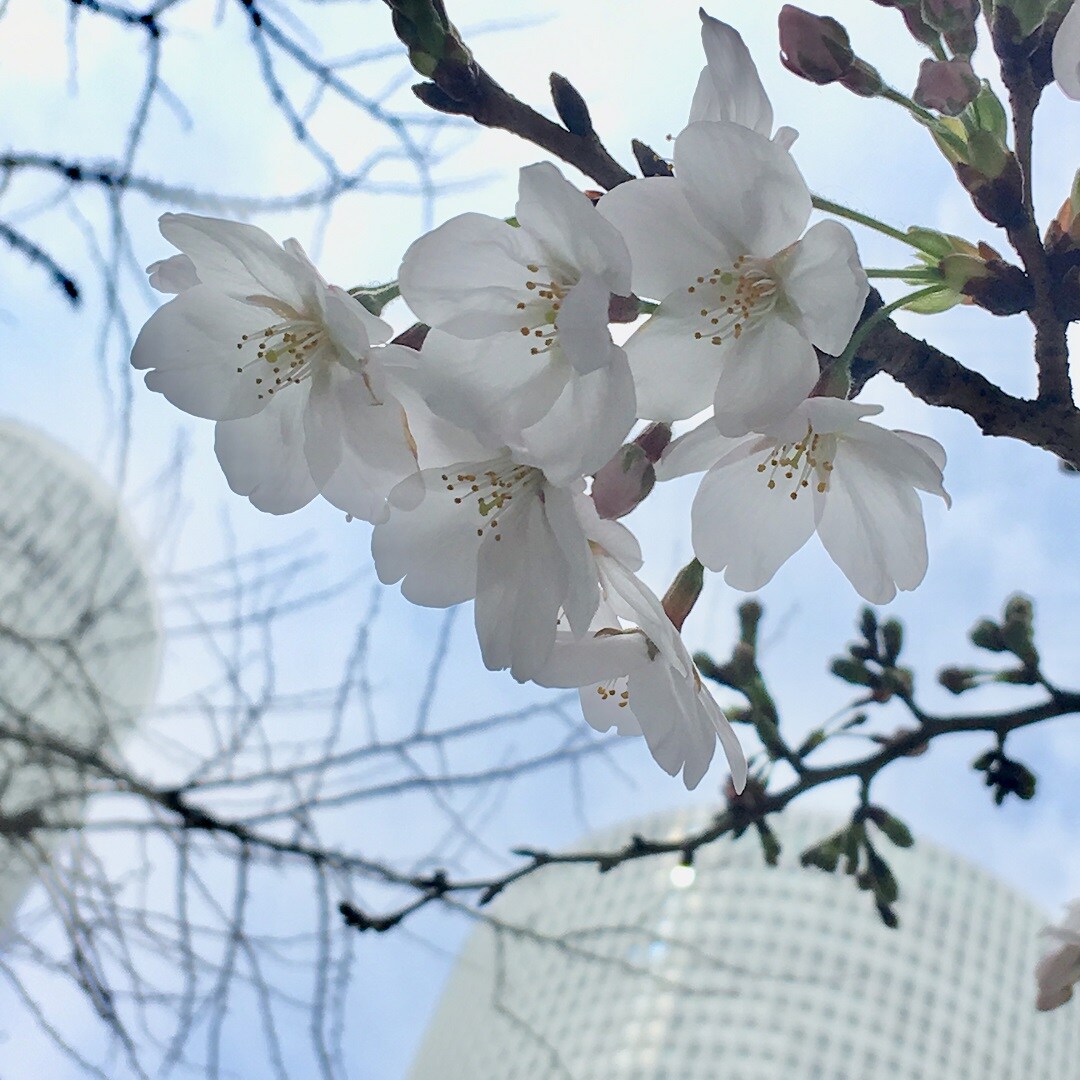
xmin=349 ymin=281 xmax=400 ymax=315
xmin=878 ymin=85 xmax=969 ymax=157
xmin=865 ymin=267 xmax=941 ymax=280
xmin=811 ymin=196 xmax=941 ymax=255
xmin=840 ymin=286 xmax=948 ymax=371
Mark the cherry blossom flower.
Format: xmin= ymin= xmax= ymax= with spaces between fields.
xmin=692 ymin=9 xmax=798 ymax=149
xmin=533 ymin=548 xmax=747 ymax=792
xmin=1036 ymin=900 xmax=1080 ymax=1010
xmin=1054 ymin=0 xmax=1080 ymax=101
xmin=397 ymin=161 xmax=636 ymax=484
xmin=131 ymin=214 xmax=423 ymax=522
xmin=371 ymin=450 xmax=632 ymax=683
xmin=658 ymin=397 xmax=950 ymax=604
xmin=598 ymin=122 xmax=867 ymax=436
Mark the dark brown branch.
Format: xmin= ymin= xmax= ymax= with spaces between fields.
xmin=394 ymin=0 xmax=634 ymax=190
xmin=851 ymin=290 xmax=1080 ymax=466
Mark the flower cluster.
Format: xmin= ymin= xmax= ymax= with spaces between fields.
xmin=130 ymin=11 xmax=956 ymax=792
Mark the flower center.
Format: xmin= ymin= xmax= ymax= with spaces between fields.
xmin=596 ymin=679 xmax=631 ymax=708
xmin=516 ymin=263 xmax=570 ymax=357
xmin=686 ymin=255 xmax=777 ymax=346
xmin=234 ymin=316 xmax=329 ymax=401
xmin=438 ymin=460 xmax=543 ymax=543
xmin=755 ymin=424 xmax=836 ymax=501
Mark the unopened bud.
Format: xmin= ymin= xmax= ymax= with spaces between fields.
xmin=591 ymin=443 xmax=655 ymax=519
xmin=914 ymin=58 xmax=981 ymax=114
xmin=778 ymin=6 xmax=856 ymax=83
xmin=661 ymin=559 xmax=705 ymax=632
xmin=902 ymin=3 xmax=943 ymax=44
xmin=922 ymin=0 xmax=980 ymax=55
xmin=838 ymin=57 xmax=885 ymax=96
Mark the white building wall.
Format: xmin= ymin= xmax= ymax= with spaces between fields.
xmin=409 ymin=808 xmax=1079 ymax=1080
xmin=0 ymin=420 xmax=160 ymax=929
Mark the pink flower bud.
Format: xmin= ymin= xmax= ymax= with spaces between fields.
xmin=913 ymin=58 xmax=981 ymax=114
xmin=590 ymin=423 xmax=671 ymax=520
xmin=778 ymin=6 xmax=855 ymax=84
xmin=591 ymin=444 xmax=655 ymax=519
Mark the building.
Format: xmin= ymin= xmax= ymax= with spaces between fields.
xmin=408 ymin=807 xmax=1079 ymax=1079
xmin=0 ymin=419 xmax=160 ymax=928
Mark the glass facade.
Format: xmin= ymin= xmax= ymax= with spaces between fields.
xmin=409 ymin=808 xmax=1078 ymax=1079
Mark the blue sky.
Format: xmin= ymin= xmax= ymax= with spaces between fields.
xmin=3 ymin=1 xmax=1080 ymax=1077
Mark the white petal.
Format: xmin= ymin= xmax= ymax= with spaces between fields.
xmin=304 ymin=367 xmax=419 ymax=524
xmin=556 ymin=272 xmax=621 ymax=376
xmin=1054 ymin=0 xmax=1080 ymax=100
xmin=539 ymin=485 xmax=600 ymax=637
xmin=675 ymin=122 xmax=812 ymax=257
xmin=320 ymin=285 xmax=389 ymax=357
xmin=690 ymin=11 xmax=774 ymax=136
xmin=580 ymin=678 xmax=644 ymax=736
xmin=893 ymin=430 xmax=951 ymax=506
xmin=377 ymin=346 xmax=488 ymax=473
xmin=380 ymin=344 xmax=491 ymax=470
xmin=778 ymin=220 xmax=868 ymax=356
xmin=772 ymin=126 xmax=800 ymax=151
xmin=656 ymin=420 xmax=739 ymax=481
xmin=712 ymin=318 xmax=819 ymax=437
xmin=132 ymin=286 xmax=276 ymax=421
xmin=515 ymin=162 xmax=632 ymax=294
xmin=514 ymin=355 xmax=636 ymax=484
xmin=816 ymin=444 xmax=930 ymax=603
xmin=475 ymin=494 xmax=566 ymax=681
xmin=594 ymin=554 xmax=684 ymax=666
xmin=692 ymin=450 xmax=817 ymax=590
xmin=533 ymin=631 xmax=650 ymax=689
xmin=699 ymin=687 xmax=748 ymax=793
xmin=413 ymin=329 xmax=568 ymax=448
xmin=370 ymin=461 xmax=509 ymax=607
xmin=397 ymin=212 xmax=542 ymax=337
xmin=598 ymin=177 xmax=732 ymax=302
xmin=158 ymin=213 xmax=309 ymax=311
xmin=847 ymin=421 xmax=951 ymax=508
xmin=147 ymin=254 xmax=199 ymax=293
xmin=627 ymin=661 xmax=716 ymax=789
xmin=580 ymin=497 xmax=644 ymax=570
xmin=623 ymin=305 xmax=722 ymax=421
xmin=214 ymin=392 xmax=319 ymax=515
xmin=797 ymin=396 xmax=882 ymax=435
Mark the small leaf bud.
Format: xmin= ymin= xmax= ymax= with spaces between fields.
xmin=938 ymin=665 xmax=983 ymax=694
xmin=970 ymin=618 xmax=1008 ymax=651
xmin=549 ymin=72 xmax=593 ymax=137
xmin=831 ymin=657 xmax=873 ymax=686
xmin=631 ymin=139 xmax=674 ymax=178
xmin=881 ymin=619 xmax=904 ymax=664
xmin=865 ymin=807 xmax=916 ymax=848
